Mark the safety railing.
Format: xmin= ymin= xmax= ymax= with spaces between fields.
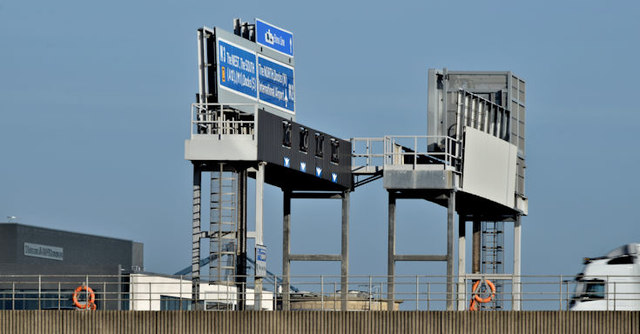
xmin=190 ymin=103 xmax=258 ymax=137
xmin=1 ymin=274 xmax=639 ymax=311
xmin=351 ymin=136 xmax=461 ymax=174
xmin=351 ymin=138 xmax=385 ymax=175
xmin=384 ymin=135 xmax=460 ymax=171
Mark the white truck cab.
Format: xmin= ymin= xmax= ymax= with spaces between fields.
xmin=570 ymin=244 xmax=640 ymax=310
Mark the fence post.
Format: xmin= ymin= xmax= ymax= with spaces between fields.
xmin=334 ymin=282 xmax=337 ymax=311
xmin=613 ymin=281 xmax=616 ymax=311
xmin=58 ymin=282 xmax=61 ymax=310
xmin=416 ymin=276 xmax=419 ymax=311
xmin=368 ymin=276 xmax=372 ymax=310
xmin=559 ymin=275 xmax=562 ymax=310
xmin=427 ymin=282 xmax=430 ymax=311
xmin=38 ymin=275 xmax=41 ymax=310
xmin=321 ymin=275 xmax=324 ymax=311
xmin=85 ymin=275 xmax=89 ymax=311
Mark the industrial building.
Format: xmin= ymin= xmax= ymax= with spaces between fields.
xmin=0 ymin=223 xmax=143 ymax=310
xmin=0 ymin=223 xmax=143 ymax=276
xmin=0 ymin=223 xmax=276 ymax=311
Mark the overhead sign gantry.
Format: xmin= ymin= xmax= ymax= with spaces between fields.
xmin=185 ymin=18 xmax=352 ymax=310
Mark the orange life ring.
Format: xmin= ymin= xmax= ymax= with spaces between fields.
xmin=468 ymin=279 xmax=496 ymax=310
xmin=72 ymin=285 xmax=96 ymax=310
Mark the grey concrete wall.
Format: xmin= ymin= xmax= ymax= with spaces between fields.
xmin=1 ymin=311 xmax=638 ymax=334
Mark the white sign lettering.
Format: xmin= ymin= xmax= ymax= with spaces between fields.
xmin=24 ymin=242 xmax=64 ymax=261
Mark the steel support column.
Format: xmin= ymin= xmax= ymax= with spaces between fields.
xmin=387 ymin=191 xmax=396 ymax=310
xmin=446 ymin=190 xmax=456 ymax=310
xmin=472 ymin=220 xmax=481 ymax=275
xmin=282 ymin=189 xmax=291 ymax=310
xmin=254 ymin=162 xmax=265 ymax=310
xmin=340 ymin=191 xmax=350 ymax=311
xmin=513 ymin=216 xmax=522 ymax=310
xmin=457 ymin=215 xmax=466 ymax=310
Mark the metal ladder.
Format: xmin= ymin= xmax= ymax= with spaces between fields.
xmin=481 ymin=221 xmax=505 ymax=310
xmin=209 ymin=164 xmax=238 ymax=284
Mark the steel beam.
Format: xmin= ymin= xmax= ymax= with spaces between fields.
xmin=290 ymin=192 xmax=344 ymax=199
xmin=395 ymin=255 xmax=448 ymax=261
xmin=289 ymin=254 xmax=341 ymax=261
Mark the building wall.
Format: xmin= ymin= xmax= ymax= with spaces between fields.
xmin=0 ymin=223 xmax=143 ymax=275
xmin=0 ymin=223 xmax=144 ymax=310
xmin=128 ymin=274 xmax=274 ymax=311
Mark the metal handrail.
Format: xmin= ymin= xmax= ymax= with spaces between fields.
xmin=2 ymin=274 xmax=640 ymax=311
xmin=351 ymin=135 xmax=461 ymax=173
xmin=190 ymin=103 xmax=258 ymax=137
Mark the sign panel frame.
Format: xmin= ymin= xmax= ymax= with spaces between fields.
xmin=257 ymin=55 xmax=295 ymax=114
xmin=24 ymin=242 xmax=64 ymax=261
xmin=256 ymin=18 xmax=294 ymax=57
xmin=216 ymin=38 xmax=258 ymax=100
xmin=255 ymin=244 xmax=267 ymax=278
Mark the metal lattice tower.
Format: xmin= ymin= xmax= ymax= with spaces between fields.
xmin=209 ymin=164 xmax=238 ymax=284
xmin=481 ymin=221 xmax=505 ymax=309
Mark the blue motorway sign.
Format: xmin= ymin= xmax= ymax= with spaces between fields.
xmin=258 ymin=56 xmax=295 ymax=113
xmin=256 ymin=19 xmax=294 ymax=57
xmin=217 ymin=39 xmax=257 ymax=99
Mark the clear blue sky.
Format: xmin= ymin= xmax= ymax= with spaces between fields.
xmin=1 ymin=0 xmax=639 ymax=279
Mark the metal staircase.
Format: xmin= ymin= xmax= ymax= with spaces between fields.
xmin=209 ymin=164 xmax=238 ymax=284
